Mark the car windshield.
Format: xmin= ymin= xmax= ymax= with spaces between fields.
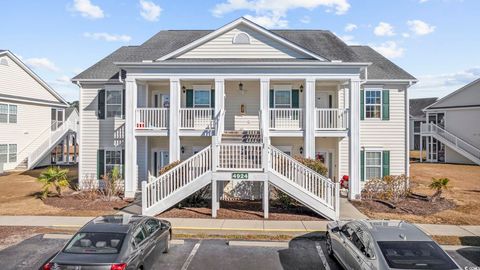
xmin=63 ymin=232 xmax=126 ymax=254
xmin=377 ymin=241 xmax=458 ymax=269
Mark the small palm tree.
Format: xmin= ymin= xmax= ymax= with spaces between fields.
xmin=429 ymin=177 xmax=450 ymax=202
xmin=37 ymin=166 xmax=70 ymax=199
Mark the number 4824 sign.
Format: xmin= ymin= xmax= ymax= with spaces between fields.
xmin=231 ymin=172 xmax=248 ymax=180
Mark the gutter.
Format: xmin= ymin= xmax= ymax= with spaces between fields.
xmin=114 ymin=61 xmax=372 ymax=68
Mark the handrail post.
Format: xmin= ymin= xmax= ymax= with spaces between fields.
xmin=212 ymin=136 xmax=218 ymax=172
xmin=141 ymin=181 xmax=147 ymax=215
xmin=335 ymin=182 xmax=340 ymax=220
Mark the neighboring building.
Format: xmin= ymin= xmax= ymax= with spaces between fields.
xmin=72 ymin=18 xmax=416 ymax=219
xmin=409 ymin=97 xmax=437 ymax=150
xmin=421 ymin=78 xmax=480 ymax=165
xmin=0 ymin=50 xmax=78 ymax=171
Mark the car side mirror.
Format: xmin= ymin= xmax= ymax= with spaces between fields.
xmin=161 ymin=223 xmax=167 ymax=230
xmin=331 ymin=226 xmax=340 ymax=233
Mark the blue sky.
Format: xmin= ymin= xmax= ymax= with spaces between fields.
xmin=1 ymin=0 xmax=479 ymax=101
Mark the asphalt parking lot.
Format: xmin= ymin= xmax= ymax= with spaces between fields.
xmin=0 ymin=232 xmax=478 ymax=270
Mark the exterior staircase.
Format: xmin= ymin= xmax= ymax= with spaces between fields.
xmin=421 ymin=122 xmax=480 ymax=165
xmin=142 ymin=136 xmax=340 ymax=220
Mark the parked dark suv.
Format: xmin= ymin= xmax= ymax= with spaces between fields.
xmin=43 ymin=215 xmax=171 ymax=270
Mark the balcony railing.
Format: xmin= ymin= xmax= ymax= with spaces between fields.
xmin=269 ymin=108 xmax=303 ymax=130
xmin=180 ymin=108 xmax=215 ymax=130
xmin=315 ymin=108 xmax=348 ymax=131
xmin=135 ymin=108 xmax=169 ymax=129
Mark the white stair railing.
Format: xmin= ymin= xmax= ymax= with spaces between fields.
xmin=421 ymin=122 xmax=480 ymax=161
xmin=269 ymin=108 xmax=303 ymax=130
xmin=142 ymin=146 xmax=212 ymax=212
xmin=216 ymin=143 xmax=263 ymax=171
xmin=135 ymin=108 xmax=169 ymax=129
xmin=27 ymin=114 xmax=78 ymax=169
xmin=315 ymin=108 xmax=348 ymax=130
xmin=180 ymin=108 xmax=215 ymax=129
xmin=269 ymin=145 xmax=339 ymax=210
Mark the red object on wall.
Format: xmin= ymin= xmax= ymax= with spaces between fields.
xmin=340 ymin=175 xmax=349 ymax=189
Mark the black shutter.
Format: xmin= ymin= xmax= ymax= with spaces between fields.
xmin=97 ymin=89 xmax=105 ymax=119
xmin=269 ymin=89 xmax=274 ymax=108
xmin=292 ymin=89 xmax=299 ymax=108
xmin=210 ymin=89 xmax=215 ymax=108
xmin=186 ymin=90 xmax=193 ymax=108
xmin=97 ymin=149 xmax=105 ymax=179
xmin=122 ymin=89 xmax=126 ymax=119
xmin=121 ymin=149 xmax=125 ymax=179
xmin=382 ymin=90 xmax=390 ymax=120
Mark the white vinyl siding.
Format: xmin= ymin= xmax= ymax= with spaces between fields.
xmin=0 ymin=103 xmax=17 ymax=123
xmin=178 ymin=26 xmax=308 ymax=59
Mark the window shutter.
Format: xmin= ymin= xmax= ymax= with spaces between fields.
xmin=122 ymin=89 xmax=126 ymax=119
xmin=210 ymin=89 xmax=215 ymax=108
xmin=122 ymin=149 xmax=125 ymax=179
xmin=382 ymin=150 xmax=390 ymax=177
xmin=97 ymin=149 xmax=105 ymax=180
xmin=382 ymin=90 xmax=390 ymax=120
xmin=97 ymin=89 xmax=105 ymax=120
xmin=360 ymin=90 xmax=364 ymax=120
xmin=292 ymin=89 xmax=299 ymax=108
xmin=269 ymin=89 xmax=274 ymax=108
xmin=186 ymin=89 xmax=193 ymax=108
xmin=360 ymin=150 xmax=365 ymax=181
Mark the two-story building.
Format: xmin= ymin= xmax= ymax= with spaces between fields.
xmin=72 ymin=18 xmax=416 ymax=220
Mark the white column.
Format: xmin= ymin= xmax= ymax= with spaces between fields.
xmin=214 ymin=78 xmax=225 ymax=136
xmin=211 ymin=179 xmax=218 ymax=218
xmin=348 ymin=79 xmax=361 ymax=200
xmin=304 ymin=78 xmax=316 ymax=158
xmin=263 ymin=180 xmax=269 ymax=219
xmin=65 ymin=135 xmax=70 ymax=163
xmin=260 ymin=78 xmax=270 ymax=138
xmin=125 ymin=77 xmax=138 ymax=198
xmin=169 ymin=78 xmax=181 ymax=162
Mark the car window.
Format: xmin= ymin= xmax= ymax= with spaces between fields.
xmin=63 ymin=232 xmax=125 ymax=254
xmin=133 ymin=227 xmax=147 ymax=246
xmin=341 ymin=223 xmax=354 ymax=239
xmin=144 ymin=219 xmax=160 ymax=235
xmin=377 ymin=241 xmax=458 ymax=269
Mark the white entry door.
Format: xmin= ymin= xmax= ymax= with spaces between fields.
xmin=316 ymin=92 xmax=333 ymax=108
xmin=151 ymin=150 xmax=169 ymax=177
xmin=152 ymin=92 xmax=170 ymax=108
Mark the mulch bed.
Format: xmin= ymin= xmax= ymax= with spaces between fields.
xmin=43 ymin=193 xmax=128 ymax=211
xmin=352 ymin=197 xmax=456 ymax=216
xmin=158 ymin=200 xmax=325 ymax=221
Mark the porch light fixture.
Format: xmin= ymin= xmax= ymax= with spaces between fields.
xmin=182 ymin=86 xmax=186 ymax=93
xmin=299 ymin=147 xmax=304 ymax=154
xmin=299 ymin=84 xmax=304 ymax=92
xmin=181 ymin=146 xmax=185 ymax=154
xmin=239 ymin=82 xmax=245 ymax=95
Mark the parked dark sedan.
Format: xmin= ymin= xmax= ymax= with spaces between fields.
xmin=43 ymin=215 xmax=171 ymax=270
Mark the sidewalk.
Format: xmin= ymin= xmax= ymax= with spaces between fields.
xmin=0 ymin=215 xmax=479 ymax=238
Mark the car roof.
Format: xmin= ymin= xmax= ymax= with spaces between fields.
xmin=355 ymin=220 xmax=431 ymax=242
xmin=79 ymin=215 xmax=147 ymax=234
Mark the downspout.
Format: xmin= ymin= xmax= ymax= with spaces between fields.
xmin=405 ymin=80 xmax=415 ymax=189
xmin=75 ymin=80 xmax=83 ymax=189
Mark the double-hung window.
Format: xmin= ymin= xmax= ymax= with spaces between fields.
xmin=0 ymin=144 xmax=17 ymax=163
xmin=274 ymin=90 xmax=291 ymax=108
xmin=105 ymin=150 xmax=122 ymax=176
xmin=0 ymin=103 xmax=17 ymax=123
xmin=106 ymin=90 xmax=122 ymax=118
xmin=193 ymin=90 xmax=210 ymax=108
xmin=365 ymin=151 xmax=382 ymax=180
xmin=365 ymin=90 xmax=381 ymax=119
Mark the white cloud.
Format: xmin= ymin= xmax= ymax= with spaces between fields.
xmin=372 ymin=41 xmax=404 ymax=59
xmin=83 ymin=32 xmax=132 ymax=42
xmin=402 ymin=32 xmax=410 ymax=38
xmin=407 ymin=20 xmax=435 ymax=36
xmin=338 ymin=35 xmax=355 ymax=45
xmin=300 ymin=15 xmax=311 ymax=24
xmin=419 ymin=0 xmax=429 ymax=3
xmin=71 ymin=0 xmax=104 ymax=19
xmin=139 ymin=0 xmax=162 ymax=22
xmin=410 ymin=67 xmax=480 ymax=98
xmin=374 ymin=22 xmax=395 ymax=36
xmin=56 ymin=75 xmax=72 ymax=85
xmin=212 ymin=0 xmax=350 ymax=28
xmin=344 ymin=23 xmax=357 ymax=32
xmin=24 ymin=57 xmax=60 ymax=72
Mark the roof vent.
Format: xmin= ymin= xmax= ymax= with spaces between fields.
xmin=0 ymin=58 xmax=8 ymax=66
xmin=232 ymin=32 xmax=251 ymax=44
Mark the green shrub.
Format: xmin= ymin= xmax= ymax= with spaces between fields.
xmin=37 ymin=166 xmax=70 ymax=199
xmin=293 ymin=155 xmax=328 ymax=177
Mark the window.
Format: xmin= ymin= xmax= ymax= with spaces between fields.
xmin=133 ymin=227 xmax=147 ymax=246
xmin=365 ymin=151 xmax=382 ymax=180
xmin=274 ymin=90 xmax=291 ymax=108
xmin=0 ymin=144 xmax=16 ymax=163
xmin=0 ymin=103 xmax=16 ymax=123
xmin=144 ymin=219 xmax=160 ymax=235
xmin=106 ymin=90 xmax=122 ymax=118
xmin=105 ymin=150 xmax=122 ymax=176
xmin=365 ymin=90 xmax=381 ymax=119
xmin=232 ymin=32 xmax=251 ymax=44
xmin=194 ymin=90 xmax=210 ymax=108
xmin=63 ymin=232 xmax=126 ymax=254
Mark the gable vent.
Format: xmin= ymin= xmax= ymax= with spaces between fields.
xmin=0 ymin=58 xmax=8 ymax=66
xmin=232 ymin=32 xmax=251 ymax=44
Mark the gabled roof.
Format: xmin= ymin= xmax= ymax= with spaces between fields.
xmin=0 ymin=50 xmax=69 ymax=106
xmin=425 ymin=78 xmax=480 ymax=110
xmin=409 ymin=97 xmax=437 ymax=118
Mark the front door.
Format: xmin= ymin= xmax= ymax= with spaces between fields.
xmin=51 ymin=108 xmax=64 ymax=131
xmin=316 ymin=92 xmax=333 ymax=108
xmin=151 ymin=150 xmax=169 ymax=177
xmin=152 ymin=92 xmax=169 ymax=108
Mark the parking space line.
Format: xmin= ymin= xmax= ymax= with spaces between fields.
xmin=181 ymin=241 xmax=201 ymax=270
xmin=315 ymin=242 xmax=331 ymax=270
xmin=228 ymin=241 xmax=289 ymax=248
